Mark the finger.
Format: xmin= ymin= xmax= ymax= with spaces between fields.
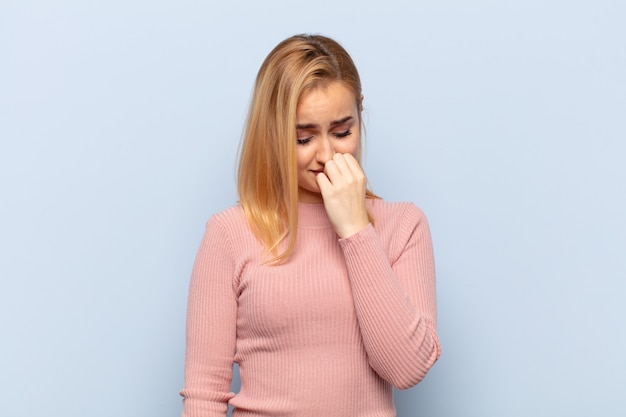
xmin=323 ymin=159 xmax=341 ymax=183
xmin=330 ymin=153 xmax=350 ymax=175
xmin=342 ymin=153 xmax=366 ymax=179
xmin=335 ymin=154 xmax=366 ymax=193
xmin=329 ymin=153 xmax=363 ymax=185
xmin=341 ymin=153 xmax=361 ymax=171
xmin=315 ymin=170 xmax=332 ymax=195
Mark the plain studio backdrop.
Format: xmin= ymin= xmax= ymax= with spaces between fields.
xmin=1 ymin=1 xmax=624 ymax=416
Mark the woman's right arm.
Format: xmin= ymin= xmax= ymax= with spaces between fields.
xmin=180 ymin=218 xmax=237 ymax=417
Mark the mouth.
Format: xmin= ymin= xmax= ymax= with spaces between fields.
xmin=310 ymin=169 xmax=325 ymax=175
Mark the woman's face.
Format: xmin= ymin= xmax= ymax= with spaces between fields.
xmin=295 ymin=81 xmax=360 ymax=203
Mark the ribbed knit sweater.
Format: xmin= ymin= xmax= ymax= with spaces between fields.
xmin=181 ymin=199 xmax=441 ymax=417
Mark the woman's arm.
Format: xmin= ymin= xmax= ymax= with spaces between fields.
xmin=339 ymin=204 xmax=441 ymax=389
xmin=317 ymin=152 xmax=440 ymax=388
xmin=180 ymin=218 xmax=237 ymax=417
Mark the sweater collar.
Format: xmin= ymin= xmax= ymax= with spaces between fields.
xmin=297 ymin=202 xmax=333 ymax=229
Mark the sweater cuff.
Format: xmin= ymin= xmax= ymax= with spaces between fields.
xmin=338 ymin=223 xmax=376 ymax=247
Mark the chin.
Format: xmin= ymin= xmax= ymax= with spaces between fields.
xmin=297 ymin=185 xmax=324 ymax=203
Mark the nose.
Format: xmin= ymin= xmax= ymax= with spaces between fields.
xmin=315 ymin=136 xmax=334 ymax=165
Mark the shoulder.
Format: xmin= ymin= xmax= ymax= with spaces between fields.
xmin=203 ymin=205 xmax=251 ymax=241
xmin=207 ymin=204 xmax=246 ymax=227
xmin=367 ymin=199 xmax=429 ymax=229
xmin=200 ymin=205 xmax=264 ymax=272
xmin=365 ymin=199 xmax=433 ymax=262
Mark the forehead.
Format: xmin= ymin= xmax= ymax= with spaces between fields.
xmin=296 ymin=82 xmax=357 ymax=122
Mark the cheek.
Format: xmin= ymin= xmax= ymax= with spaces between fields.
xmin=296 ymin=147 xmax=311 ymax=169
xmin=337 ymin=135 xmax=360 ymax=155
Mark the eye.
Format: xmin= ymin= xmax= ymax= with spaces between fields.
xmin=297 ymin=136 xmax=312 ymax=145
xmin=333 ymin=130 xmax=352 ymax=138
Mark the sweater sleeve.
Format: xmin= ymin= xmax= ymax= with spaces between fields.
xmin=180 ymin=217 xmax=237 ymax=417
xmin=338 ymin=203 xmax=441 ymax=389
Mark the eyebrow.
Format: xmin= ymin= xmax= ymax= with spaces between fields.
xmin=296 ymin=116 xmax=354 ymax=130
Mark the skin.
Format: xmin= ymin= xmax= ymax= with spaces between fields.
xmin=295 ymin=81 xmax=370 ymax=238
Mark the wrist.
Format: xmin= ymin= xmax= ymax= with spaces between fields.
xmin=336 ymin=220 xmax=370 ymax=239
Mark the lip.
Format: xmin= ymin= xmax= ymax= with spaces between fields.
xmin=310 ymin=169 xmax=325 ymax=174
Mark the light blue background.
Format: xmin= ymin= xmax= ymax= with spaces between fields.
xmin=1 ymin=1 xmax=625 ymax=416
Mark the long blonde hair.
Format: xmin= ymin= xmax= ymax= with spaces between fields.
xmin=237 ymin=34 xmax=377 ymax=264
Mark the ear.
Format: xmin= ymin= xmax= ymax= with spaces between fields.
xmin=359 ymin=94 xmax=364 ymax=111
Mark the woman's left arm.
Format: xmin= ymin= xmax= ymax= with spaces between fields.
xmin=338 ymin=204 xmax=441 ymax=389
xmin=317 ymin=153 xmax=441 ymax=388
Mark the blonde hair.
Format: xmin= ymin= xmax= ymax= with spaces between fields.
xmin=237 ymin=34 xmax=377 ymax=264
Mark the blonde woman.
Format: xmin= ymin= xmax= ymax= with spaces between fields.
xmin=181 ymin=34 xmax=441 ymax=417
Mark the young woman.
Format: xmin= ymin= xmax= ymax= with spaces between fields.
xmin=181 ymin=34 xmax=440 ymax=417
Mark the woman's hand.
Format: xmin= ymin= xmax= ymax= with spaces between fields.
xmin=315 ymin=153 xmax=370 ymax=238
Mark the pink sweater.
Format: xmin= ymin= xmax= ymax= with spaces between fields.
xmin=181 ymin=200 xmax=441 ymax=417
